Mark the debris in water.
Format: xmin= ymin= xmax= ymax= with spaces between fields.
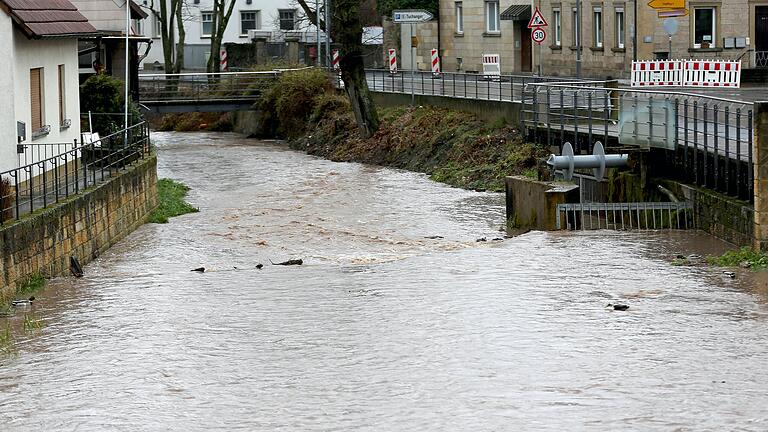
xmin=191 ymin=267 xmax=205 ymax=273
xmin=607 ymin=303 xmax=629 ymax=311
xmin=424 ymin=236 xmax=444 ymax=239
xmin=270 ymin=259 xmax=303 ymax=266
xmin=256 ymin=263 xmax=264 ymax=270
xmin=688 ymin=254 xmax=703 ymax=260
xmin=11 ymin=296 xmax=35 ymax=307
xmin=476 ymin=237 xmax=487 ymax=242
xmin=492 ymin=237 xmax=504 ymax=241
xmin=722 ymin=271 xmax=736 ymax=279
xmin=70 ymin=256 xmax=83 ymax=278
xmin=740 ymin=261 xmax=752 ymax=269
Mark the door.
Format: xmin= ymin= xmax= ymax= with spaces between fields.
xmin=521 ymin=27 xmax=532 ymax=72
xmin=757 ymin=7 xmax=768 ymax=67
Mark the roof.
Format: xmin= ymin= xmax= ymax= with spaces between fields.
xmin=500 ymin=4 xmax=531 ymax=21
xmin=0 ymin=0 xmax=98 ymax=39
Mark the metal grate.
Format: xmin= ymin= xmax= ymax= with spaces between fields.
xmin=556 ymin=201 xmax=694 ymax=230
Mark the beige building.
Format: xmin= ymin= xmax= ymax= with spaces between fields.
xmin=438 ymin=0 xmax=768 ymax=78
xmin=439 ymin=0 xmax=534 ymax=73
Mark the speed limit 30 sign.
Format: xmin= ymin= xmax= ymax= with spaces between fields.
xmin=531 ymin=27 xmax=546 ymax=44
xmin=527 ymin=7 xmax=548 ymax=45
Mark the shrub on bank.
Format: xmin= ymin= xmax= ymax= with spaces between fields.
xmin=258 ymin=68 xmax=334 ymax=139
xmin=148 ymin=179 xmax=199 ymax=224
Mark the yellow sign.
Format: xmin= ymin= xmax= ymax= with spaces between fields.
xmin=657 ymin=8 xmax=689 ymax=17
xmin=647 ymin=0 xmax=685 ymax=9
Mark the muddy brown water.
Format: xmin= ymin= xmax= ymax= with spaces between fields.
xmin=2 ymin=132 xmax=768 ymax=431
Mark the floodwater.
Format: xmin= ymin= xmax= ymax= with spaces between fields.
xmin=2 ymin=132 xmax=768 ymax=431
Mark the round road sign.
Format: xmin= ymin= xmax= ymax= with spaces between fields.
xmin=532 ymin=27 xmax=546 ymax=44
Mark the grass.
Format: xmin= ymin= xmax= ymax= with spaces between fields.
xmin=707 ymin=247 xmax=768 ymax=270
xmin=23 ymin=314 xmax=42 ymax=333
xmin=0 ymin=325 xmax=13 ymax=356
xmin=16 ymin=274 xmax=45 ymax=297
xmin=148 ymin=178 xmax=199 ymax=224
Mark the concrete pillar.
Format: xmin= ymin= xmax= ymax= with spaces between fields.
xmin=253 ymin=37 xmax=268 ymax=65
xmin=753 ymin=102 xmax=768 ymax=250
xmin=285 ymin=35 xmax=300 ymax=64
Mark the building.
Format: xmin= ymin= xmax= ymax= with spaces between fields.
xmin=438 ymin=0 xmax=534 ymax=73
xmin=0 ymin=0 xmax=98 ymax=173
xmin=139 ymin=0 xmax=320 ymax=71
xmin=69 ymin=0 xmax=150 ymax=100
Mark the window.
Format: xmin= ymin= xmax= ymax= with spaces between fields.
xmin=615 ymin=7 xmax=624 ymax=48
xmin=593 ymin=6 xmax=602 ymax=48
xmin=58 ymin=65 xmax=66 ymax=125
xmin=455 ymin=2 xmax=463 ymax=33
xmin=485 ymin=1 xmax=499 ymax=33
xmin=133 ymin=18 xmax=143 ymax=36
xmin=241 ymin=11 xmax=260 ymax=35
xmin=572 ymin=7 xmax=580 ymax=46
xmin=278 ymin=9 xmax=295 ymax=30
xmin=201 ymin=11 xmax=212 ymax=36
xmin=694 ymin=7 xmax=716 ymax=48
xmin=154 ymin=14 xmax=162 ymax=37
xmin=553 ymin=8 xmax=561 ymax=46
xmin=30 ymin=68 xmax=43 ymax=132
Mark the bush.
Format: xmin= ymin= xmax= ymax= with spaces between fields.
xmin=80 ymin=73 xmax=142 ymax=135
xmin=260 ymin=68 xmax=335 ymax=138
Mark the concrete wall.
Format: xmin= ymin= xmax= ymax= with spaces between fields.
xmin=673 ymin=183 xmax=754 ymax=247
xmin=372 ymin=91 xmax=523 ymax=126
xmin=0 ymin=155 xmax=158 ymax=302
xmin=13 ymin=32 xmax=82 ymax=151
xmin=505 ymin=176 xmax=580 ymax=231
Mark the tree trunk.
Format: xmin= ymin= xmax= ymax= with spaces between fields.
xmin=173 ymin=0 xmax=185 ymax=74
xmin=334 ymin=0 xmax=379 ymax=138
xmin=207 ymin=0 xmax=237 ymax=73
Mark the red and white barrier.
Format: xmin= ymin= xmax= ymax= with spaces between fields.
xmin=332 ymin=49 xmax=340 ymax=70
xmin=631 ymin=59 xmax=741 ymax=88
xmin=430 ymin=48 xmax=441 ymax=77
xmin=482 ymin=54 xmax=500 ymax=80
xmin=388 ymin=49 xmax=397 ymax=74
xmin=631 ymin=60 xmax=683 ymax=87
xmin=684 ymin=60 xmax=741 ymax=88
xmin=219 ymin=49 xmax=228 ymax=72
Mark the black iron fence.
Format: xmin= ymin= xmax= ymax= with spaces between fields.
xmin=522 ymin=83 xmax=754 ymax=202
xmin=0 ymin=122 xmax=151 ymax=224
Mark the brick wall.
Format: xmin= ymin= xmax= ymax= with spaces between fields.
xmin=0 ymin=155 xmax=158 ymax=301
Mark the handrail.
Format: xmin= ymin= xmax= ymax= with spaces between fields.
xmin=525 ymin=82 xmax=754 ymax=106
xmin=138 ymin=66 xmax=313 ymax=78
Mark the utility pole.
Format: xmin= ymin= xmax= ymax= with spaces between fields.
xmin=124 ymin=0 xmax=130 ymax=131
xmin=632 ymin=0 xmax=638 ymax=61
xmin=316 ymin=0 xmax=321 ymax=66
xmin=325 ymin=0 xmax=331 ymax=68
xmin=576 ymin=0 xmax=582 ymax=78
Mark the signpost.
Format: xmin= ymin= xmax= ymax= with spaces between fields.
xmin=663 ymin=18 xmax=678 ymax=57
xmin=392 ymin=9 xmax=434 ymax=105
xmin=647 ymin=0 xmax=688 ymax=19
xmin=527 ymin=7 xmax=548 ymax=75
xmin=657 ymin=9 xmax=688 ymax=17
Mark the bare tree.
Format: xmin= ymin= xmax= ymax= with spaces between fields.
xmin=145 ymin=0 xmax=187 ymax=73
xmin=206 ymin=0 xmax=237 ymax=73
xmin=296 ymin=0 xmax=379 ymax=138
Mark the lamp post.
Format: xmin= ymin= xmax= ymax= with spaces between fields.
xmin=125 ymin=0 xmax=130 ymax=131
xmin=576 ymin=0 xmax=582 ymax=77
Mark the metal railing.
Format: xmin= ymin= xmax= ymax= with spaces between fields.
xmin=363 ymin=68 xmax=605 ymax=102
xmin=0 ymin=122 xmax=151 ymax=224
xmin=138 ymin=71 xmax=282 ymax=103
xmin=522 ymin=83 xmax=754 ymax=202
xmin=755 ymin=51 xmax=768 ymax=68
xmin=556 ymin=201 xmax=694 ymax=230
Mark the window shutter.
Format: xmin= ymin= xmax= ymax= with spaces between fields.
xmin=58 ymin=65 xmax=66 ymax=124
xmin=30 ymin=68 xmax=42 ymax=131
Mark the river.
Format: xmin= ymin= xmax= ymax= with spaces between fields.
xmin=1 ymin=132 xmax=768 ymax=431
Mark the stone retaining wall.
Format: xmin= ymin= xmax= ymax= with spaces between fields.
xmin=0 ymin=155 xmax=158 ymax=301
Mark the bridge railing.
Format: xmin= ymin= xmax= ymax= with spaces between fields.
xmin=138 ymin=71 xmax=283 ymax=103
xmin=522 ymin=82 xmax=754 ymax=202
xmin=0 ymin=122 xmax=151 ymax=224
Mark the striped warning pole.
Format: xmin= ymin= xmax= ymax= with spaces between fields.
xmin=388 ymin=49 xmax=397 ymax=74
xmin=219 ymin=49 xmax=228 ymax=72
xmin=331 ymin=49 xmax=340 ymax=70
xmin=430 ymin=48 xmax=441 ymax=78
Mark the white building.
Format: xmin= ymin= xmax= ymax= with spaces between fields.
xmin=139 ymin=0 xmax=323 ymax=70
xmin=0 ymin=0 xmax=98 ymax=173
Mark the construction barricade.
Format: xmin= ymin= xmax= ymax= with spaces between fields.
xmin=631 ymin=59 xmax=741 ymax=88
xmin=482 ymin=54 xmax=500 ymax=81
xmin=388 ymin=49 xmax=397 ymax=74
xmin=430 ymin=48 xmax=441 ymax=78
xmin=630 ymin=60 xmax=683 ymax=87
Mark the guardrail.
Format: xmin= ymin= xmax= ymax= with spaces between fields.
xmin=138 ymin=71 xmax=282 ymax=103
xmin=522 ymin=83 xmax=754 ymax=202
xmin=0 ymin=122 xmax=151 ymax=224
